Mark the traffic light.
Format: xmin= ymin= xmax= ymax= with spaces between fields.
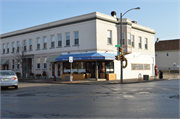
xmin=115 ymin=55 xmax=119 ymax=60
xmin=119 ymin=47 xmax=123 ymax=55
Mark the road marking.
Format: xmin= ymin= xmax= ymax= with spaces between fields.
xmin=43 ymin=100 xmax=56 ymax=102
xmin=123 ymin=95 xmax=134 ymax=98
xmin=5 ymin=104 xmax=17 ymax=107
xmin=138 ymin=92 xmax=150 ymax=94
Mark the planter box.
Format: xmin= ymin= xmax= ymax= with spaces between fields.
xmin=42 ymin=76 xmax=47 ymax=79
xmin=62 ymin=74 xmax=85 ymax=80
xmin=29 ymin=76 xmax=34 ymax=79
xmin=106 ymin=73 xmax=116 ymax=80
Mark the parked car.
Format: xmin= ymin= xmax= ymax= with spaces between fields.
xmin=0 ymin=70 xmax=18 ymax=89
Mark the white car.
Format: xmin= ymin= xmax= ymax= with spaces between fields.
xmin=0 ymin=70 xmax=18 ymax=89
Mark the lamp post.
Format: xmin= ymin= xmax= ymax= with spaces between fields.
xmin=120 ymin=7 xmax=140 ymax=83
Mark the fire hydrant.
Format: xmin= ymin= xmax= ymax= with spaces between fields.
xmin=54 ymin=75 xmax=56 ymax=81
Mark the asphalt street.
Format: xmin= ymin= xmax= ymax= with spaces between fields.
xmin=1 ymin=79 xmax=179 ymax=118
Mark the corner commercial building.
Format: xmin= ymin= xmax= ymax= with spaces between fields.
xmin=0 ymin=12 xmax=156 ymax=80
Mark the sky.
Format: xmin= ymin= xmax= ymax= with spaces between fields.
xmin=0 ymin=0 xmax=179 ymax=41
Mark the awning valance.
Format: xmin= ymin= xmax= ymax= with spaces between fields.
xmin=55 ymin=52 xmax=115 ymax=61
xmin=46 ymin=55 xmax=60 ymax=62
xmin=1 ymin=59 xmax=9 ymax=65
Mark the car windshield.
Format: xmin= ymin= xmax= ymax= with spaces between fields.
xmin=0 ymin=71 xmax=15 ymax=76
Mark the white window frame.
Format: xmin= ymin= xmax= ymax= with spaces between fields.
xmin=74 ymin=31 xmax=79 ymax=45
xmin=12 ymin=60 xmax=14 ymax=70
xmin=58 ymin=34 xmax=62 ymax=47
xmin=16 ymin=60 xmax=20 ymax=70
xmin=37 ymin=58 xmax=40 ymax=69
xmin=3 ymin=44 xmax=5 ymax=54
xmin=12 ymin=42 xmax=15 ymax=53
xmin=43 ymin=57 xmax=47 ymax=69
xmin=43 ymin=37 xmax=47 ymax=49
xmin=145 ymin=38 xmax=148 ymax=49
xmin=37 ymin=38 xmax=40 ymax=49
xmin=66 ymin=33 xmax=70 ymax=46
xmin=128 ymin=33 xmax=131 ymax=45
xmin=120 ymin=33 xmax=125 ymax=45
xmin=23 ymin=40 xmax=26 ymax=51
xmin=17 ymin=41 xmax=20 ymax=52
xmin=131 ymin=35 xmax=134 ymax=48
xmin=138 ymin=37 xmax=142 ymax=49
xmin=29 ymin=39 xmax=32 ymax=50
xmin=7 ymin=43 xmax=9 ymax=53
xmin=107 ymin=30 xmax=112 ymax=45
xmin=51 ymin=35 xmax=55 ymax=48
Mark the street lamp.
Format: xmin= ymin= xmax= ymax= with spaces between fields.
xmin=120 ymin=7 xmax=140 ymax=83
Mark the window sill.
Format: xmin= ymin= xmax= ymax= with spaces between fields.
xmin=36 ymin=49 xmax=41 ymax=51
xmin=6 ymin=53 xmax=9 ymax=54
xmin=64 ymin=45 xmax=71 ymax=47
xmin=42 ymin=68 xmax=47 ymax=70
xmin=36 ymin=69 xmax=41 ymax=70
xmin=2 ymin=53 xmax=5 ymax=55
xmin=42 ymin=48 xmax=47 ymax=50
xmin=107 ymin=44 xmax=112 ymax=46
xmin=49 ymin=47 xmax=55 ymax=49
xmin=16 ymin=69 xmax=20 ymax=71
xmin=56 ymin=46 xmax=62 ymax=48
xmin=28 ymin=50 xmax=33 ymax=51
xmin=73 ymin=44 xmax=80 ymax=47
xmin=11 ymin=52 xmax=15 ymax=53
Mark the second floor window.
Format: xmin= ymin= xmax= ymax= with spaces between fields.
xmin=131 ymin=35 xmax=134 ymax=47
xmin=51 ymin=35 xmax=55 ymax=48
xmin=3 ymin=44 xmax=5 ymax=54
xmin=58 ymin=34 xmax=62 ymax=47
xmin=128 ymin=33 xmax=131 ymax=45
xmin=138 ymin=37 xmax=142 ymax=49
xmin=120 ymin=33 xmax=125 ymax=45
xmin=12 ymin=42 xmax=15 ymax=53
xmin=43 ymin=37 xmax=47 ymax=49
xmin=145 ymin=38 xmax=148 ymax=49
xmin=66 ymin=33 xmax=70 ymax=46
xmin=37 ymin=38 xmax=40 ymax=49
xmin=74 ymin=31 xmax=79 ymax=45
xmin=7 ymin=43 xmax=9 ymax=53
xmin=29 ymin=39 xmax=32 ymax=50
xmin=17 ymin=41 xmax=20 ymax=52
xmin=107 ymin=30 xmax=112 ymax=44
xmin=23 ymin=40 xmax=26 ymax=51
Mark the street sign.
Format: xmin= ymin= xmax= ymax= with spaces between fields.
xmin=69 ymin=56 xmax=73 ymax=63
xmin=115 ymin=44 xmax=121 ymax=47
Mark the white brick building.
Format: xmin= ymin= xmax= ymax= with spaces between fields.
xmin=0 ymin=12 xmax=156 ymax=80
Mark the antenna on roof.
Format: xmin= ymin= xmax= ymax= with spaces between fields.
xmin=156 ymin=38 xmax=159 ymax=42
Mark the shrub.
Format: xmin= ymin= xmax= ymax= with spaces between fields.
xmin=29 ymin=72 xmax=34 ymax=76
xmin=36 ymin=73 xmax=41 ymax=77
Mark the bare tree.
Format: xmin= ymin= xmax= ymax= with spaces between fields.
xmin=11 ymin=41 xmax=28 ymax=78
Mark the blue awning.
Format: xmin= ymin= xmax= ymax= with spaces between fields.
xmin=55 ymin=52 xmax=115 ymax=61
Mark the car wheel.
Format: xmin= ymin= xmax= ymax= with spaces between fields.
xmin=15 ymin=86 xmax=18 ymax=89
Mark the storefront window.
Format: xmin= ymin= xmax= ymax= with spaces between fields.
xmin=63 ymin=62 xmax=85 ymax=74
xmin=106 ymin=61 xmax=114 ymax=73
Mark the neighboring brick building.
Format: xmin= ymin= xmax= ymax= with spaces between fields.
xmin=155 ymin=39 xmax=180 ymax=72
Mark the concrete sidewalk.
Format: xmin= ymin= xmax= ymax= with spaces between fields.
xmin=18 ymin=75 xmax=176 ymax=85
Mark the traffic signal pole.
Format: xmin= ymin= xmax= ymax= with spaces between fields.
xmin=120 ymin=13 xmax=123 ymax=83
